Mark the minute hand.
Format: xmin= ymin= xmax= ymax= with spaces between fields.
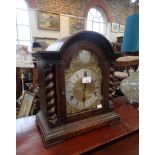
xmin=82 ymin=83 xmax=86 ymax=105
xmin=82 ymin=70 xmax=87 ymax=105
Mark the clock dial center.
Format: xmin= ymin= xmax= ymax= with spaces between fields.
xmin=73 ymin=78 xmax=95 ymax=102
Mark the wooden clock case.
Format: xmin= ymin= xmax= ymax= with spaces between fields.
xmin=33 ymin=31 xmax=120 ymax=147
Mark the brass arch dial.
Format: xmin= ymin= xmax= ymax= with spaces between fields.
xmin=65 ymin=50 xmax=103 ymax=115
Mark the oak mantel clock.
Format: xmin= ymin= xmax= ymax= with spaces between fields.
xmin=33 ymin=31 xmax=120 ymax=147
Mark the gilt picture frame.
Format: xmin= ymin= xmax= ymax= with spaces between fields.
xmin=69 ymin=17 xmax=85 ymax=34
xmin=18 ymin=92 xmax=35 ymax=118
xmin=38 ymin=11 xmax=60 ymax=31
xmin=119 ymin=24 xmax=125 ymax=33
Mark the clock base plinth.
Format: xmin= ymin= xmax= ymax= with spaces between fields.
xmin=36 ymin=111 xmax=120 ymax=148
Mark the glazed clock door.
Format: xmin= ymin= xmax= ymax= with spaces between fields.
xmin=65 ymin=49 xmax=103 ymax=116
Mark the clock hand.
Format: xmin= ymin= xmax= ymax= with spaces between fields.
xmin=82 ymin=87 xmax=85 ymax=106
xmin=82 ymin=70 xmax=87 ymax=106
xmin=82 ymin=83 xmax=86 ymax=105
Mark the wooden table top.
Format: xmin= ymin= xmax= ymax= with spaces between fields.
xmin=16 ymin=96 xmax=139 ymax=155
xmin=115 ymin=56 xmax=139 ymax=67
xmin=116 ymin=56 xmax=139 ymax=62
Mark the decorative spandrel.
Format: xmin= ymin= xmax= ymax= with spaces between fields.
xmin=65 ymin=50 xmax=103 ymax=115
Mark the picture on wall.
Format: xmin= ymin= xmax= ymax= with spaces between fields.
xmin=119 ymin=24 xmax=125 ymax=33
xmin=38 ymin=11 xmax=60 ymax=31
xmin=111 ymin=23 xmax=119 ymax=33
xmin=69 ymin=17 xmax=85 ymax=34
xmin=34 ymin=37 xmax=57 ymax=50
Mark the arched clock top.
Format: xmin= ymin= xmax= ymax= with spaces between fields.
xmin=46 ymin=31 xmax=115 ymax=64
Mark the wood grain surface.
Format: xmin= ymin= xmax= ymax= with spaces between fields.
xmin=16 ymin=96 xmax=139 ymax=155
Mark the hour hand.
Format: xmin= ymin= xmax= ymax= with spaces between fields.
xmin=82 ymin=70 xmax=87 ymax=104
xmin=82 ymin=85 xmax=86 ymax=104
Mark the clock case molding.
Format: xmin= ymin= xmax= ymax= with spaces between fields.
xmin=33 ymin=31 xmax=120 ymax=147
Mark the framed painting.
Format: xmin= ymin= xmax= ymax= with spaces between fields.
xmin=34 ymin=37 xmax=57 ymax=50
xmin=34 ymin=37 xmax=57 ymax=45
xmin=111 ymin=23 xmax=119 ymax=33
xmin=119 ymin=24 xmax=125 ymax=33
xmin=18 ymin=92 xmax=35 ymax=118
xmin=69 ymin=17 xmax=85 ymax=34
xmin=38 ymin=11 xmax=60 ymax=31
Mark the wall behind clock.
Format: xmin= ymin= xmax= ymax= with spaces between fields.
xmin=27 ymin=0 xmax=135 ymax=44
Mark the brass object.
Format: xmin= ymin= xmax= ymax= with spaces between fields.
xmin=65 ymin=50 xmax=103 ymax=115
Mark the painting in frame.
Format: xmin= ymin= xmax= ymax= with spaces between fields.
xmin=34 ymin=37 xmax=57 ymax=45
xmin=69 ymin=17 xmax=85 ymax=34
xmin=18 ymin=92 xmax=35 ymax=118
xmin=38 ymin=11 xmax=60 ymax=31
xmin=111 ymin=23 xmax=119 ymax=33
xmin=119 ymin=24 xmax=125 ymax=33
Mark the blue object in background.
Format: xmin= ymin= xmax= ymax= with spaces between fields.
xmin=121 ymin=13 xmax=139 ymax=53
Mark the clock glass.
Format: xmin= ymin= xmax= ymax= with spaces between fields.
xmin=65 ymin=50 xmax=103 ymax=115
